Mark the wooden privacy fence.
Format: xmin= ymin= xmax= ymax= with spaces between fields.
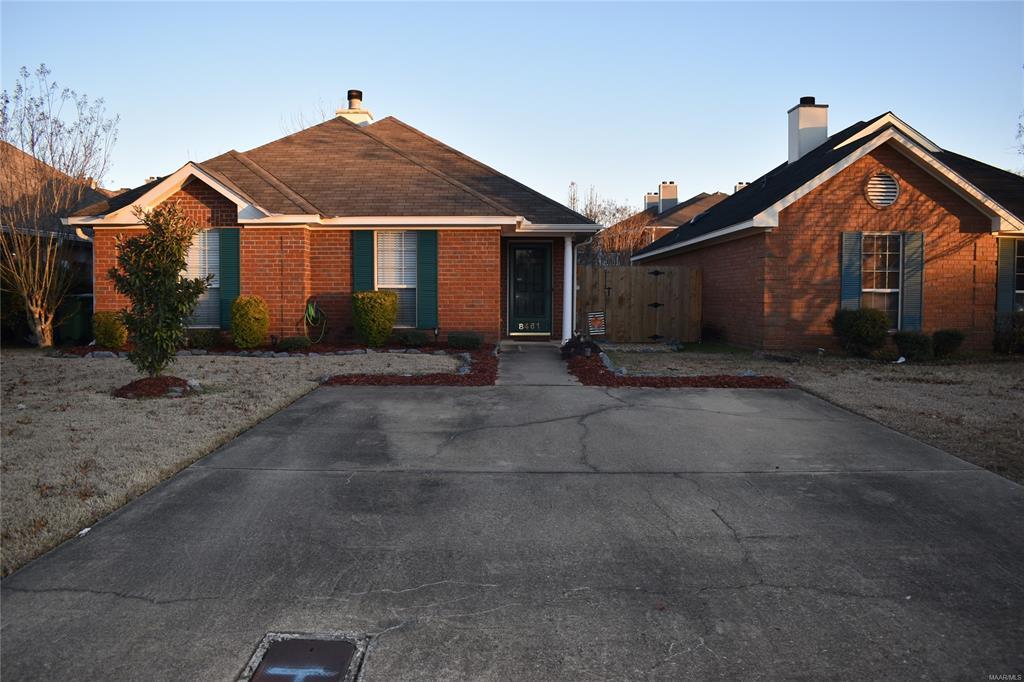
xmin=576 ymin=265 xmax=701 ymax=343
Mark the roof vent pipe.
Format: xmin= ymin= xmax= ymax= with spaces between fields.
xmin=336 ymin=89 xmax=374 ymax=126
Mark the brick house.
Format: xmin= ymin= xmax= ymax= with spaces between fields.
xmin=579 ymin=184 xmax=727 ymax=265
xmin=66 ymin=91 xmax=598 ymax=344
xmin=632 ymin=97 xmax=1024 ymax=351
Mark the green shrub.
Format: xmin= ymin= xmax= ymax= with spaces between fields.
xmin=353 ymin=291 xmax=398 ymax=347
xmin=893 ymin=331 xmax=933 ymax=361
xmin=831 ymin=308 xmax=890 ymax=357
xmin=994 ymin=313 xmax=1024 ymax=354
xmin=231 ymin=295 xmax=270 ymax=349
xmin=93 ymin=311 xmax=128 ymax=349
xmin=932 ymin=329 xmax=965 ymax=359
xmin=277 ymin=335 xmax=311 ymax=352
xmin=109 ymin=204 xmax=209 ymax=377
xmin=447 ymin=332 xmax=482 ymax=350
xmin=187 ymin=328 xmax=223 ymax=349
xmin=396 ymin=330 xmax=429 ymax=347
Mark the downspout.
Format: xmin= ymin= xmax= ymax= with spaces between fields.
xmin=562 ymin=236 xmax=573 ymax=344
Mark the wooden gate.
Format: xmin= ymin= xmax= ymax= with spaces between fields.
xmin=576 ymin=265 xmax=701 ymax=343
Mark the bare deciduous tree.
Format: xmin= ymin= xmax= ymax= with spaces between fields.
xmin=567 ymin=181 xmax=635 ymax=226
xmin=0 ymin=65 xmax=118 ymax=346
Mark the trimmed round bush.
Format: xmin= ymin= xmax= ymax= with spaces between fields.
xmin=93 ymin=311 xmax=128 ymax=348
xmin=932 ymin=329 xmax=965 ymax=359
xmin=894 ymin=331 xmax=933 ymax=361
xmin=231 ymin=295 xmax=270 ymax=349
xmin=353 ymin=291 xmax=398 ymax=347
xmin=831 ymin=308 xmax=890 ymax=357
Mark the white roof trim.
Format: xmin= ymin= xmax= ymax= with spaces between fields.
xmin=515 ymin=223 xmax=602 ymax=233
xmin=756 ymin=128 xmax=1023 ymax=232
xmin=245 ymin=215 xmax=523 ymax=227
xmin=835 ymin=112 xmax=941 ymax=153
xmin=65 ymin=162 xmax=270 ymax=225
xmin=632 ymin=219 xmax=759 ymax=262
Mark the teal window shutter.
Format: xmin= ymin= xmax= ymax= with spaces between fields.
xmin=218 ymin=228 xmax=240 ymax=330
xmin=840 ymin=232 xmax=862 ymax=310
xmin=416 ymin=230 xmax=438 ymax=328
xmin=901 ymin=232 xmax=924 ymax=331
xmin=996 ymin=238 xmax=1016 ymax=316
xmin=353 ymin=231 xmax=374 ymax=292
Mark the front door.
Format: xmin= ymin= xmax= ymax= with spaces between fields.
xmin=509 ymin=243 xmax=552 ymax=336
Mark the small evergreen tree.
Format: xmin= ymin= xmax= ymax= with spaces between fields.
xmin=109 ymin=203 xmax=208 ymax=377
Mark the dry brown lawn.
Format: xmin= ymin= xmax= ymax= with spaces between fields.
xmin=608 ymin=349 xmax=1024 ymax=484
xmin=0 ymin=349 xmax=457 ymax=575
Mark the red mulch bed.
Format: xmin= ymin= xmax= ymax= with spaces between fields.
xmin=324 ymin=347 xmax=498 ymax=387
xmin=112 ymin=376 xmax=189 ymax=399
xmin=567 ymin=355 xmax=790 ymax=389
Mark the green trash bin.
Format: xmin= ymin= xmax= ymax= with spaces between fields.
xmin=57 ymin=295 xmax=92 ymax=346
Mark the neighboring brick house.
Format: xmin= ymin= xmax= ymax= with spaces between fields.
xmin=67 ymin=91 xmax=598 ymax=343
xmin=580 ymin=184 xmax=727 ymax=265
xmin=632 ymin=97 xmax=1024 ymax=351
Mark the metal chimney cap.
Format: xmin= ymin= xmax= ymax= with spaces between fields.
xmin=347 ymin=89 xmax=363 ymax=101
xmin=799 ymin=96 xmax=816 ymax=106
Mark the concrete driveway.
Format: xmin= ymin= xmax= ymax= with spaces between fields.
xmin=2 ymin=380 xmax=1023 ymax=679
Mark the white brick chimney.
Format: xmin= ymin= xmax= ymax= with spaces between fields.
xmin=788 ymin=96 xmax=828 ymax=163
xmin=644 ymin=192 xmax=659 ymax=211
xmin=658 ymin=181 xmax=678 ymax=213
xmin=336 ymin=89 xmax=374 ymax=126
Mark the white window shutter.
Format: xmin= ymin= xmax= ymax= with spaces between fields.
xmin=185 ymin=230 xmax=221 ymax=327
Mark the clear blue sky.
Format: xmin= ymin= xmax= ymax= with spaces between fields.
xmin=2 ymin=2 xmax=1021 ymax=209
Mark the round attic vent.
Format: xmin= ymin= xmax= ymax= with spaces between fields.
xmin=865 ymin=173 xmax=900 ymax=208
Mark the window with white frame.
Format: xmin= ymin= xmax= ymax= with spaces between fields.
xmin=376 ymin=231 xmax=417 ymax=327
xmin=861 ymin=233 xmax=902 ymax=329
xmin=185 ymin=229 xmax=220 ymax=327
xmin=1016 ymin=239 xmax=1024 ymax=313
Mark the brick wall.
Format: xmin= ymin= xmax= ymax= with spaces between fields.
xmin=768 ymin=143 xmax=993 ymax=351
xmin=93 ymin=228 xmax=146 ymax=312
xmin=648 ymin=235 xmax=767 ymax=349
xmin=439 ymin=230 xmax=502 ymax=341
xmin=171 ymin=179 xmax=240 ymax=228
xmin=240 ymin=228 xmax=310 ymax=339
xmin=308 ymin=230 xmax=352 ymax=342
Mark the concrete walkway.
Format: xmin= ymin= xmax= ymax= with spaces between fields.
xmin=2 ymin=384 xmax=1022 ymax=679
xmin=495 ymin=340 xmax=579 ymax=386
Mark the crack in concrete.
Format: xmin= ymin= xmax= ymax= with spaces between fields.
xmin=342 ymin=580 xmax=499 ymax=596
xmin=1 ymin=585 xmax=219 ymax=606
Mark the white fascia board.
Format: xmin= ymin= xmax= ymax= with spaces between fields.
xmin=515 ymin=223 xmax=603 ymax=233
xmin=244 ymin=215 xmax=521 ymax=227
xmin=631 ymin=219 xmax=758 ymax=262
xmin=65 ymin=162 xmax=270 ymax=226
xmin=756 ymin=129 xmax=1023 ymax=232
xmin=835 ymin=113 xmax=941 ymax=153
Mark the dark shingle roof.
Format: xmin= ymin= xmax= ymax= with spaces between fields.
xmin=73 ymin=116 xmax=593 ymax=224
xmin=71 ymin=176 xmax=165 ymax=217
xmin=936 ymin=149 xmax=1024 ymax=221
xmin=634 ymin=113 xmax=1024 ymax=259
xmin=1 ymin=141 xmax=120 ymax=231
xmin=367 ymin=117 xmax=593 ymax=224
